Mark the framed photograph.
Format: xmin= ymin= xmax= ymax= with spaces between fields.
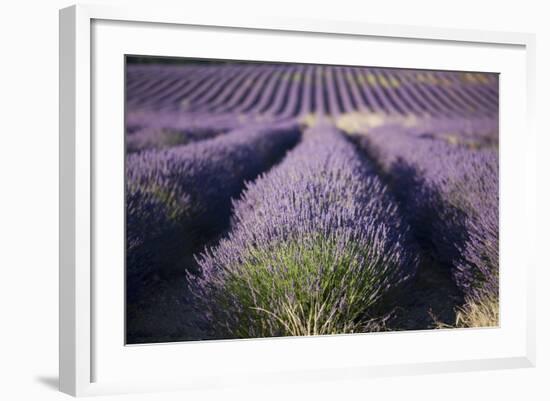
xmin=59 ymin=4 xmax=536 ymax=397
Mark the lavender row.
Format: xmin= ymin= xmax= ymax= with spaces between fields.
xmin=372 ymin=118 xmax=499 ymax=148
xmin=125 ymin=108 xmax=298 ymax=153
xmin=126 ymin=64 xmax=498 ymax=118
xmin=126 ymin=109 xmax=244 ymax=135
xmin=126 ymin=121 xmax=301 ymax=297
xmin=126 ymin=109 xmax=295 ymax=136
xmin=126 ymin=127 xmax=225 ymax=153
xmin=189 ymin=123 xmax=418 ymax=338
xmin=355 ymin=125 xmax=498 ymax=302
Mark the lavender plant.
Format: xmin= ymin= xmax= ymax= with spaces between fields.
xmin=126 ymin=121 xmax=301 ymax=297
xmin=356 ymin=125 xmax=498 ymax=303
xmin=126 ymin=127 xmax=224 ymax=153
xmin=190 ymin=123 xmax=418 ymax=339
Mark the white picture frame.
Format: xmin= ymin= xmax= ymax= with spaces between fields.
xmin=59 ymin=3 xmax=536 ymax=397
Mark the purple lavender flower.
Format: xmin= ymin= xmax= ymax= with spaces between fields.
xmin=356 ymin=125 xmax=498 ymax=302
xmin=126 ymin=127 xmax=225 ymax=153
xmin=126 ymin=121 xmax=301 ymax=298
xmin=189 ymin=123 xmax=418 ymax=338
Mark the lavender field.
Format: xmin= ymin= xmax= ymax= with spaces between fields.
xmin=125 ymin=57 xmax=499 ymax=344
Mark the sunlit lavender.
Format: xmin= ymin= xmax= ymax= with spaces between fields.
xmin=189 ymin=123 xmax=418 ymax=338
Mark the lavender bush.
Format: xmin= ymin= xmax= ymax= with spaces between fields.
xmin=356 ymin=125 xmax=498 ymax=302
xmin=126 ymin=121 xmax=301 ymax=297
xmin=189 ymin=123 xmax=418 ymax=338
xmin=126 ymin=127 xmax=225 ymax=153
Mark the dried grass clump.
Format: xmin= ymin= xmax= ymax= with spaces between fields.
xmin=455 ymin=297 xmax=499 ymax=328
